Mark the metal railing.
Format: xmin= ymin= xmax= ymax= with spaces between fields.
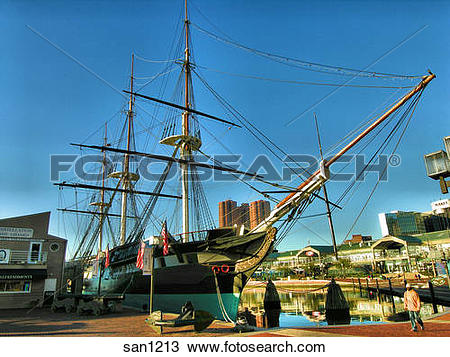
xmin=6 ymin=250 xmax=48 ymax=265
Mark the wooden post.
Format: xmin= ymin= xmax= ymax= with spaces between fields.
xmin=149 ymin=246 xmax=155 ymax=314
xmin=366 ymin=278 xmax=370 ymax=300
xmin=428 ymin=280 xmax=438 ymax=314
xmin=352 ymin=278 xmax=355 ymax=292
xmin=388 ymin=278 xmax=396 ymax=314
xmin=358 ymin=278 xmax=362 ymax=297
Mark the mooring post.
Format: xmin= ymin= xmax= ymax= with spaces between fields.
xmin=358 ymin=278 xmax=362 ymax=297
xmin=352 ymin=278 xmax=355 ymax=292
xmin=428 ymin=280 xmax=438 ymax=314
xmin=366 ymin=278 xmax=370 ymax=300
xmin=388 ymin=278 xmax=396 ymax=314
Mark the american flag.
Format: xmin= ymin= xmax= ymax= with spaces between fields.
xmin=104 ymin=244 xmax=110 ymax=268
xmin=161 ymin=221 xmax=169 ymax=256
xmin=136 ymin=241 xmax=146 ymax=270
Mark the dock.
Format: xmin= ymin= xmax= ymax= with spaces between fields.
xmin=0 ymin=308 xmax=449 ymax=337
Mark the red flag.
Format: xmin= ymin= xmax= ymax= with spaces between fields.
xmin=162 ymin=221 xmax=169 ymax=256
xmin=104 ymin=244 xmax=110 ymax=268
xmin=136 ymin=241 xmax=145 ymax=270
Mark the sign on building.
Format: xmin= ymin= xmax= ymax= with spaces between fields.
xmin=0 ymin=249 xmax=11 ymax=264
xmin=0 ymin=227 xmax=34 ymax=238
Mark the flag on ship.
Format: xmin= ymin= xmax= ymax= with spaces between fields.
xmin=136 ymin=241 xmax=146 ymax=270
xmin=105 ymin=244 xmax=110 ymax=268
xmin=161 ymin=221 xmax=169 ymax=256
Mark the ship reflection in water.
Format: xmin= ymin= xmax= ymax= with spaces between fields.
xmin=240 ymin=284 xmax=440 ymax=328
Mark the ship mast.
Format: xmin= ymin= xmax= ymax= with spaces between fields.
xmin=111 ymin=54 xmax=138 ymax=245
xmin=181 ymin=0 xmax=191 ymax=243
xmin=314 ymin=113 xmax=338 ymax=260
xmin=99 ymin=123 xmax=108 ymax=252
xmin=88 ymin=123 xmax=110 ymax=253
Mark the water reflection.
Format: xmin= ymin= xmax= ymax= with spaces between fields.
xmin=240 ymin=284 xmax=442 ymax=328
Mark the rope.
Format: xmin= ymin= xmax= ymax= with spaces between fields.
xmin=213 ymin=271 xmax=235 ymax=324
xmin=191 ymin=23 xmax=422 ymax=80
xmin=134 ymin=53 xmax=183 ymax=63
xmin=193 ymin=69 xmax=315 ymax=180
xmin=341 ymin=88 xmax=425 ymax=242
xmin=247 ymin=280 xmax=330 ymax=294
xmin=196 ymin=64 xmax=415 ymax=89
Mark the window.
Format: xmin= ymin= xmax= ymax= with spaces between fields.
xmin=49 ymin=243 xmax=59 ymax=252
xmin=0 ymin=280 xmax=31 ymax=293
xmin=29 ymin=242 xmax=42 ymax=262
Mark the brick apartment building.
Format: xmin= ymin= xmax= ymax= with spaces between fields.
xmin=0 ymin=212 xmax=66 ymax=309
xmin=218 ymin=199 xmax=270 ymax=229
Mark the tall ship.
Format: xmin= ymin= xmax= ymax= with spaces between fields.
xmin=56 ymin=1 xmax=435 ymax=321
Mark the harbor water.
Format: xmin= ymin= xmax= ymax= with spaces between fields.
xmin=240 ymin=281 xmax=446 ymax=328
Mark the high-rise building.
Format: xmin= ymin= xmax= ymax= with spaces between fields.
xmin=378 ymin=211 xmax=426 ymax=236
xmin=232 ymin=203 xmax=250 ymax=228
xmin=379 ymin=202 xmax=450 ymax=237
xmin=218 ymin=200 xmax=270 ymax=228
xmin=218 ymin=200 xmax=237 ymax=227
xmin=249 ymin=200 xmax=271 ymax=229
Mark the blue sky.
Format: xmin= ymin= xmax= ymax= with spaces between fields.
xmin=0 ymin=0 xmax=449 ymax=255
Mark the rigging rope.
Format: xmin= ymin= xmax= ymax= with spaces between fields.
xmin=340 ymin=88 xmax=424 ymax=243
xmin=134 ymin=53 xmax=183 ymax=63
xmin=192 ymin=69 xmax=315 ymax=180
xmin=196 ymin=64 xmax=415 ymax=89
xmin=191 ymin=23 xmax=423 ymax=80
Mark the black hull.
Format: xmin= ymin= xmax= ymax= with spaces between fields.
xmin=81 ymin=227 xmax=276 ymax=320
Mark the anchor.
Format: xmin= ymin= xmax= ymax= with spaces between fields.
xmin=145 ymin=301 xmax=215 ymax=334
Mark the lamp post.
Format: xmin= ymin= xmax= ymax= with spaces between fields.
xmin=424 ymin=136 xmax=450 ymax=194
xmin=424 ymin=136 xmax=450 ymax=280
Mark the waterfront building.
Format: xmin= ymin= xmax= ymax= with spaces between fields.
xmin=370 ymin=235 xmax=423 ymax=273
xmin=267 ymin=229 xmax=450 ymax=275
xmin=338 ymin=242 xmax=374 ymax=265
xmin=378 ymin=211 xmax=427 ymax=236
xmin=0 ymin=212 xmax=66 ymax=309
xmin=379 ymin=202 xmax=450 ymax=237
xmin=343 ymin=234 xmax=372 ymax=245
xmin=270 ymin=250 xmax=300 ymax=268
xmin=249 ymin=200 xmax=271 ymax=229
xmin=297 ymin=245 xmax=335 ymax=265
xmin=218 ymin=200 xmax=237 ymax=227
xmin=218 ymin=200 xmax=269 ymax=228
xmin=233 ymin=203 xmax=250 ymax=228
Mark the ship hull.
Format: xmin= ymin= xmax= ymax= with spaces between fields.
xmin=80 ymin=227 xmax=276 ymax=320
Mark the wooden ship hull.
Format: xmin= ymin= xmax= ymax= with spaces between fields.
xmin=82 ymin=227 xmax=276 ymax=320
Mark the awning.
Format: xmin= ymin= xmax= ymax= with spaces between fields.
xmin=0 ymin=269 xmax=47 ymax=280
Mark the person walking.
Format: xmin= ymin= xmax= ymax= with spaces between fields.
xmin=404 ymin=283 xmax=425 ymax=332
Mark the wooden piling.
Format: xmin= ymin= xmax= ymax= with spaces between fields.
xmin=388 ymin=278 xmax=396 ymax=314
xmin=352 ymin=278 xmax=355 ymax=292
xmin=428 ymin=280 xmax=438 ymax=314
xmin=358 ymin=278 xmax=362 ymax=297
xmin=366 ymin=278 xmax=370 ymax=300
